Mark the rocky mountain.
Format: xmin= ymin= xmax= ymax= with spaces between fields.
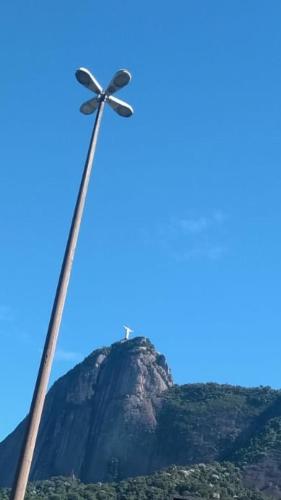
xmin=0 ymin=337 xmax=172 ymax=487
xmin=1 ymin=337 xmax=281 ymax=498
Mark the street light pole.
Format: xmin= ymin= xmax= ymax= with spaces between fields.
xmin=10 ymin=68 xmax=133 ymax=500
xmin=10 ymin=97 xmax=105 ymax=500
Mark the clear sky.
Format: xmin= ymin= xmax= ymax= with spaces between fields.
xmin=1 ymin=0 xmax=281 ymax=441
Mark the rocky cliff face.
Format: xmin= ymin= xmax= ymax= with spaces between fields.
xmin=0 ymin=337 xmax=172 ymax=486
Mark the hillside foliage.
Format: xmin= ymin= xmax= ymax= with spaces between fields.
xmin=0 ymin=463 xmax=269 ymax=500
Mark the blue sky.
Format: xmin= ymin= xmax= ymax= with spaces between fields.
xmin=1 ymin=1 xmax=281 ymax=441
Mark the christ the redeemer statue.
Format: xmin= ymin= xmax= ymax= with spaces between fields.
xmin=123 ymin=325 xmax=133 ymax=340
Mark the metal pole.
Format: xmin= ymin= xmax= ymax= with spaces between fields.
xmin=10 ymin=98 xmax=106 ymax=500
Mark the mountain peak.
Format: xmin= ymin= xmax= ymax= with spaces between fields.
xmin=0 ymin=336 xmax=172 ymax=486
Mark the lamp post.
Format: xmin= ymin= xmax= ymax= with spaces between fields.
xmin=10 ymin=68 xmax=133 ymax=500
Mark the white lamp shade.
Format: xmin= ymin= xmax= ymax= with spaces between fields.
xmin=105 ymin=69 xmax=131 ymax=95
xmin=107 ymin=95 xmax=133 ymax=117
xmin=80 ymin=97 xmax=99 ymax=115
xmin=76 ymin=68 xmax=103 ymax=95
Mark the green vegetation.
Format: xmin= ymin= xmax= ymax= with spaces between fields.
xmin=156 ymin=383 xmax=281 ymax=466
xmin=235 ymin=416 xmax=281 ymax=465
xmin=0 ymin=463 xmax=270 ymax=499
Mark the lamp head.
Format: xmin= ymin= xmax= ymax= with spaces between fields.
xmin=76 ymin=67 xmax=133 ymax=117
xmin=105 ymin=69 xmax=132 ymax=96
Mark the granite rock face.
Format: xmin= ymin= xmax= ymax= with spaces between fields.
xmin=0 ymin=337 xmax=172 ymax=486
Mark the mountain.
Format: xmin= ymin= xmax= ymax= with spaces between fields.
xmin=0 ymin=337 xmax=172 ymax=486
xmin=1 ymin=336 xmax=281 ymax=498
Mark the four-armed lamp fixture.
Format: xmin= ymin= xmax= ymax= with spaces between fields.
xmin=76 ymin=67 xmax=133 ymax=117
